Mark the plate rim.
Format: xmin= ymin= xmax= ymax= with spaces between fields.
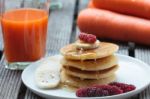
xmin=21 ymin=53 xmax=150 ymax=99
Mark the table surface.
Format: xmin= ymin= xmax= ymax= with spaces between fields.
xmin=0 ymin=0 xmax=150 ymax=99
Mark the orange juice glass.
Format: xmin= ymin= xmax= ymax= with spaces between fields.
xmin=1 ymin=0 xmax=49 ymax=70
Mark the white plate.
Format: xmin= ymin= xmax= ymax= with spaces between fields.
xmin=22 ymin=54 xmax=150 ymax=99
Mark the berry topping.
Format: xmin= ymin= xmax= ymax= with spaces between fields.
xmin=79 ymin=33 xmax=96 ymax=43
xmin=76 ymin=82 xmax=136 ymax=97
xmin=92 ymin=85 xmax=123 ymax=95
xmin=109 ymin=82 xmax=136 ymax=93
xmin=76 ymin=85 xmax=123 ymax=97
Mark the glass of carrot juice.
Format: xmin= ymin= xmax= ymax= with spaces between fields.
xmin=1 ymin=0 xmax=49 ymax=70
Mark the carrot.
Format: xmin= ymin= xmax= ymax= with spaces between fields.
xmin=91 ymin=0 xmax=150 ymax=19
xmin=77 ymin=8 xmax=150 ymax=45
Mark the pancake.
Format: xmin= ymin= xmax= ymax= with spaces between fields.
xmin=60 ymin=42 xmax=119 ymax=60
xmin=60 ymin=70 xmax=116 ymax=88
xmin=63 ymin=65 xmax=118 ymax=79
xmin=61 ymin=55 xmax=118 ymax=71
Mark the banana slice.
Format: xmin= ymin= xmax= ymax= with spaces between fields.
xmin=75 ymin=40 xmax=100 ymax=50
xmin=35 ymin=56 xmax=62 ymax=89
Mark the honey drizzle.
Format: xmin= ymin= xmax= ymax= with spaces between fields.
xmin=58 ymin=83 xmax=77 ymax=92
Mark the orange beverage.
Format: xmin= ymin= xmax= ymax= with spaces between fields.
xmin=1 ymin=8 xmax=48 ymax=62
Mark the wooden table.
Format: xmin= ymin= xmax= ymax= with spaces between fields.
xmin=0 ymin=0 xmax=150 ymax=99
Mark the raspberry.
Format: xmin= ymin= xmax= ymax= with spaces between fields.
xmin=76 ymin=87 xmax=88 ymax=97
xmin=109 ymin=82 xmax=136 ymax=93
xmin=76 ymin=85 xmax=123 ymax=97
xmin=93 ymin=85 xmax=123 ymax=95
xmin=95 ymin=88 xmax=109 ymax=96
xmin=79 ymin=33 xmax=96 ymax=43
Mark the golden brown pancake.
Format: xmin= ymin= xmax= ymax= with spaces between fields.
xmin=63 ymin=65 xmax=118 ymax=79
xmin=60 ymin=70 xmax=116 ymax=88
xmin=61 ymin=55 xmax=118 ymax=71
xmin=60 ymin=42 xmax=119 ymax=60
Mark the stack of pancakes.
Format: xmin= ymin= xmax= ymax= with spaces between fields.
xmin=60 ymin=42 xmax=119 ymax=88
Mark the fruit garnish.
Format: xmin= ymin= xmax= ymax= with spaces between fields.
xmin=79 ymin=33 xmax=96 ymax=43
xmin=75 ymin=40 xmax=100 ymax=50
xmin=35 ymin=58 xmax=61 ymax=89
xmin=76 ymin=85 xmax=123 ymax=97
xmin=109 ymin=82 xmax=136 ymax=93
xmin=76 ymin=82 xmax=136 ymax=97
